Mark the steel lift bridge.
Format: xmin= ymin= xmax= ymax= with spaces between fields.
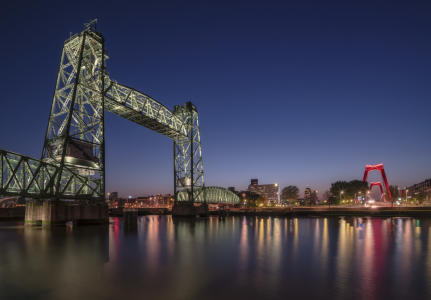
xmin=0 ymin=20 xmax=239 ymax=205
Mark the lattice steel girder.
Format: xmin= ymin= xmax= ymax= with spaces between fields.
xmin=178 ymin=187 xmax=240 ymax=204
xmin=41 ymin=28 xmax=106 ymax=201
xmin=0 ymin=149 xmax=58 ymax=198
xmin=2 ymin=22 xmax=201 ymax=201
xmin=174 ymin=102 xmax=205 ymax=203
xmin=104 ymin=82 xmax=188 ymax=141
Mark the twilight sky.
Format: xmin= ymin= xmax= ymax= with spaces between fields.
xmin=1 ymin=0 xmax=430 ymax=199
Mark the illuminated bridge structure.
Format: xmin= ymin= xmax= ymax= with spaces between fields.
xmin=369 ymin=182 xmax=384 ymax=199
xmin=363 ymin=163 xmax=392 ymax=202
xmin=178 ymin=187 xmax=240 ymax=204
xmin=0 ymin=20 xmax=234 ymax=204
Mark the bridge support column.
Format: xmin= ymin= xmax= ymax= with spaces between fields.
xmin=25 ymin=200 xmax=109 ymax=227
xmin=25 ymin=200 xmax=42 ymax=226
xmin=218 ymin=209 xmax=228 ymax=219
xmin=42 ymin=200 xmax=67 ymax=227
xmin=172 ymin=202 xmax=209 ymax=217
xmin=123 ymin=208 xmax=138 ymax=225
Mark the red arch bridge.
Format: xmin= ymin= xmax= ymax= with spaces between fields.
xmin=363 ymin=163 xmax=392 ymax=202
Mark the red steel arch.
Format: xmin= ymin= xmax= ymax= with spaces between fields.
xmin=369 ymin=182 xmax=385 ymax=200
xmin=363 ymin=164 xmax=392 ymax=202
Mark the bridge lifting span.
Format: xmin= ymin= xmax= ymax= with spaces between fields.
xmin=0 ymin=20 xmax=239 ymax=205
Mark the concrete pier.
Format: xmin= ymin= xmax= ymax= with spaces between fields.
xmin=217 ymin=209 xmax=228 ymax=219
xmin=123 ymin=208 xmax=138 ymax=225
xmin=172 ymin=202 xmax=209 ymax=217
xmin=25 ymin=200 xmax=109 ymax=227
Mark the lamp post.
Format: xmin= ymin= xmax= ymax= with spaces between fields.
xmin=340 ymin=190 xmax=344 ymax=206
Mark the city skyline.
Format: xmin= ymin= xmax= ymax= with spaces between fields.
xmin=1 ymin=1 xmax=430 ymax=200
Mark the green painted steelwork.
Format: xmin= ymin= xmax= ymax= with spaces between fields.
xmin=41 ymin=25 xmax=107 ymax=201
xmin=178 ymin=187 xmax=240 ymax=204
xmin=1 ymin=21 xmax=212 ymax=203
xmin=0 ymin=149 xmax=59 ymax=198
xmin=174 ymin=102 xmax=205 ymax=203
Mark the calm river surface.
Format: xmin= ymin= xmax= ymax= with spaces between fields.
xmin=1 ymin=216 xmax=431 ymax=300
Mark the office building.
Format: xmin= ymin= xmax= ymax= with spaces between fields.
xmin=247 ymin=179 xmax=280 ymax=203
xmin=304 ymin=187 xmax=318 ymax=204
xmin=108 ymin=192 xmax=118 ymax=201
xmin=400 ymin=179 xmax=431 ymax=201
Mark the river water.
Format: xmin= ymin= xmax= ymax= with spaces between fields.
xmin=1 ymin=216 xmax=431 ymax=300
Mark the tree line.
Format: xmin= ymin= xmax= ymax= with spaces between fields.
xmin=234 ymin=180 xmax=414 ymax=208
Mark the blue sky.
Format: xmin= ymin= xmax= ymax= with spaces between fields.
xmin=0 ymin=0 xmax=430 ymax=199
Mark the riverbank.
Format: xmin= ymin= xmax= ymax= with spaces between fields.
xmin=229 ymin=207 xmax=431 ymax=218
xmin=3 ymin=206 xmax=431 ymax=221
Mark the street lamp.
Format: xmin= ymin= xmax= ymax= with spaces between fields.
xmin=340 ymin=190 xmax=344 ymax=205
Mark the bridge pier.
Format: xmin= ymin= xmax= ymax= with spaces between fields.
xmin=123 ymin=208 xmax=138 ymax=225
xmin=24 ymin=200 xmax=109 ymax=227
xmin=172 ymin=202 xmax=209 ymax=217
xmin=25 ymin=200 xmax=42 ymax=226
xmin=218 ymin=209 xmax=228 ymax=219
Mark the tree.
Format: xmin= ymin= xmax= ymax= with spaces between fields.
xmin=388 ymin=185 xmax=399 ymax=202
xmin=322 ymin=190 xmax=332 ymax=202
xmin=348 ymin=180 xmax=368 ymax=200
xmin=417 ymin=190 xmax=425 ymax=205
xmin=330 ymin=181 xmax=349 ymax=203
xmin=330 ymin=180 xmax=368 ymax=204
xmin=327 ymin=196 xmax=336 ymax=205
xmin=281 ymin=185 xmax=299 ymax=204
xmin=256 ymin=195 xmax=268 ymax=207
xmin=240 ymin=191 xmax=260 ymax=207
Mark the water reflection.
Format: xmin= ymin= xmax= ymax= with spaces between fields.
xmin=1 ymin=216 xmax=431 ymax=300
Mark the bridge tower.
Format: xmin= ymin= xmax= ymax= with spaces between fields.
xmin=363 ymin=163 xmax=392 ymax=202
xmin=41 ymin=20 xmax=107 ymax=202
xmin=173 ymin=102 xmax=205 ymax=203
xmin=369 ymin=182 xmax=384 ymax=198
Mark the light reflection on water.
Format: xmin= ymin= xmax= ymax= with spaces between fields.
xmin=1 ymin=216 xmax=431 ymax=300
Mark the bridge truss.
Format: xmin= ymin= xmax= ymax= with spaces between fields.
xmin=0 ymin=149 xmax=58 ymax=198
xmin=0 ymin=20 xmax=231 ymax=204
xmin=178 ymin=187 xmax=240 ymax=204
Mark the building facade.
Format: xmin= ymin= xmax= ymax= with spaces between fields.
xmin=247 ymin=179 xmax=280 ymax=203
xmin=400 ymin=179 xmax=431 ymax=202
xmin=135 ymin=194 xmax=174 ymax=207
xmin=304 ymin=187 xmax=318 ymax=204
xmin=108 ymin=192 xmax=118 ymax=201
